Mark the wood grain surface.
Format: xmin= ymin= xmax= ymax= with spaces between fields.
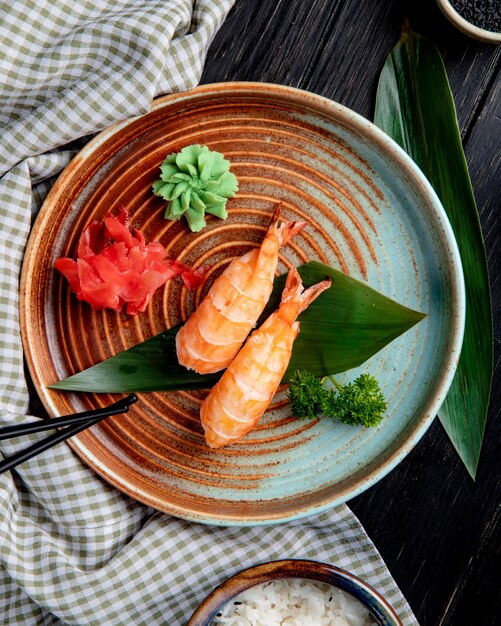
xmin=200 ymin=1 xmax=500 ymax=625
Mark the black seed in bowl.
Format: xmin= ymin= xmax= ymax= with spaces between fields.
xmin=450 ymin=0 xmax=501 ymax=33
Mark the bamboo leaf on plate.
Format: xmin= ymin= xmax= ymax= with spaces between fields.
xmin=50 ymin=261 xmax=425 ymax=393
xmin=374 ymin=22 xmax=493 ymax=478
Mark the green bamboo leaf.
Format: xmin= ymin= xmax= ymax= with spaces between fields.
xmin=50 ymin=262 xmax=425 ymax=393
xmin=374 ymin=22 xmax=493 ymax=478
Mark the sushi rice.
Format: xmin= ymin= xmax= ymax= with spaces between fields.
xmin=212 ymin=578 xmax=378 ymax=626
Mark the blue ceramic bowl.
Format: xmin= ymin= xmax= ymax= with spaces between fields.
xmin=187 ymin=559 xmax=402 ymax=626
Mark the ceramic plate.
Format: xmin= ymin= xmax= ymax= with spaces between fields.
xmin=20 ymin=83 xmax=465 ymax=525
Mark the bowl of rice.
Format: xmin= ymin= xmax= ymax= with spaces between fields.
xmin=187 ymin=560 xmax=402 ymax=626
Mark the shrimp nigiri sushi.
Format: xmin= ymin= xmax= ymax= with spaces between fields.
xmin=200 ymin=267 xmax=331 ymax=448
xmin=176 ymin=206 xmax=305 ymax=374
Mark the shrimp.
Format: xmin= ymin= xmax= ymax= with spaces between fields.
xmin=176 ymin=205 xmax=305 ymax=374
xmin=200 ymin=267 xmax=331 ymax=448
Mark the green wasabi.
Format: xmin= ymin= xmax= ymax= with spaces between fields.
xmin=152 ymin=144 xmax=239 ymax=232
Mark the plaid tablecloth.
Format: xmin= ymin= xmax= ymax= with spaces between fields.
xmin=0 ymin=2 xmax=419 ymax=624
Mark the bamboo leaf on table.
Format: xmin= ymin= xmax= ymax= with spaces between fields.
xmin=374 ymin=22 xmax=493 ymax=479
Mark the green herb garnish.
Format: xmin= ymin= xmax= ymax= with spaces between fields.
xmin=288 ymin=370 xmax=387 ymax=427
xmin=152 ymin=144 xmax=238 ymax=232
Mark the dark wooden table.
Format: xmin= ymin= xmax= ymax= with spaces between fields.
xmin=200 ymin=2 xmax=500 ymax=625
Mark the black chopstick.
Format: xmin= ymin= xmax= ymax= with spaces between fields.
xmin=0 ymin=395 xmax=138 ymax=440
xmin=0 ymin=394 xmax=137 ymax=475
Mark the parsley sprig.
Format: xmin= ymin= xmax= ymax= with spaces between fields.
xmin=288 ymin=370 xmax=387 ymax=427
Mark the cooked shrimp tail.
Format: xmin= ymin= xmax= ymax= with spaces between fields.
xmin=201 ymin=267 xmax=331 ymax=448
xmin=276 ymin=217 xmax=305 ymax=248
xmin=280 ymin=267 xmax=332 ymax=320
xmin=176 ymin=205 xmax=306 ymax=374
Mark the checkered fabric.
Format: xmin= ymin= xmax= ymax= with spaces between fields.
xmin=0 ymin=2 xmax=419 ymax=625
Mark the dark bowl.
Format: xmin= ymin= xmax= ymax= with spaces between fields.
xmin=187 ymin=559 xmax=403 ymax=626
